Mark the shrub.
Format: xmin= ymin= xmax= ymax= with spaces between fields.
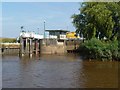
xmin=107 ymin=40 xmax=118 ymax=60
xmin=78 ymin=38 xmax=118 ymax=60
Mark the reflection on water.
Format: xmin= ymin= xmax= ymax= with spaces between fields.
xmin=2 ymin=54 xmax=118 ymax=88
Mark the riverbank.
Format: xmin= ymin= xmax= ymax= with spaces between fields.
xmin=1 ymin=38 xmax=119 ymax=61
xmin=78 ymin=38 xmax=120 ymax=61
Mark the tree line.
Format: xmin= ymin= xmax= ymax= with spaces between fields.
xmin=72 ymin=2 xmax=120 ymax=60
xmin=72 ymin=2 xmax=120 ymax=41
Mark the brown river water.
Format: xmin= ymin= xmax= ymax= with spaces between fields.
xmin=2 ymin=54 xmax=119 ymax=88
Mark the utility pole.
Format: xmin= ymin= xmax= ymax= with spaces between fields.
xmin=44 ymin=21 xmax=46 ymax=38
xmin=37 ymin=28 xmax=39 ymax=34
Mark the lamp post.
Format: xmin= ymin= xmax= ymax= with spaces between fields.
xmin=44 ymin=21 xmax=46 ymax=39
xmin=21 ymin=26 xmax=24 ymax=32
xmin=37 ymin=28 xmax=39 ymax=34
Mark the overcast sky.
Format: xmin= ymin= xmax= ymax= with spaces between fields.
xmin=2 ymin=2 xmax=81 ymax=38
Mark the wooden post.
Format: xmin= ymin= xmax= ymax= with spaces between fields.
xmin=74 ymin=40 xmax=76 ymax=50
xmin=25 ymin=38 xmax=28 ymax=53
xmin=36 ymin=39 xmax=38 ymax=55
xmin=34 ymin=39 xmax=38 ymax=55
xmin=39 ymin=39 xmax=41 ymax=54
xmin=29 ymin=38 xmax=33 ymax=57
xmin=28 ymin=38 xmax=30 ymax=56
xmin=20 ymin=37 xmax=24 ymax=57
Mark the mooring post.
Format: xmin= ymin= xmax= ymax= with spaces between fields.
xmin=35 ymin=39 xmax=38 ymax=55
xmin=25 ymin=38 xmax=28 ymax=53
xmin=28 ymin=38 xmax=30 ymax=56
xmin=23 ymin=38 xmax=26 ymax=56
xmin=29 ymin=38 xmax=33 ymax=57
xmin=74 ymin=40 xmax=76 ymax=50
xmin=38 ymin=39 xmax=41 ymax=54
xmin=20 ymin=37 xmax=24 ymax=57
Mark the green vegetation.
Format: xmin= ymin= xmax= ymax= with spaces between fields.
xmin=78 ymin=38 xmax=119 ymax=60
xmin=72 ymin=2 xmax=120 ymax=40
xmin=0 ymin=38 xmax=16 ymax=43
xmin=72 ymin=2 xmax=120 ymax=60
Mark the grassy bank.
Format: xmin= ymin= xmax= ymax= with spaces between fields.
xmin=0 ymin=38 xmax=16 ymax=43
xmin=78 ymin=38 xmax=120 ymax=61
xmin=0 ymin=38 xmax=19 ymax=48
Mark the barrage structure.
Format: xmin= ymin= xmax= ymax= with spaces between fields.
xmin=18 ymin=30 xmax=82 ymax=57
xmin=19 ymin=31 xmax=43 ymax=57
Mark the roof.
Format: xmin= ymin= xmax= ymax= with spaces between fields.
xmin=45 ymin=29 xmax=69 ymax=32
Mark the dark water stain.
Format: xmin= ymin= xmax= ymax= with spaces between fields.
xmin=2 ymin=54 xmax=119 ymax=88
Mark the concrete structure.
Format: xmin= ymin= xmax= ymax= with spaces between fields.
xmin=45 ymin=29 xmax=69 ymax=40
xmin=45 ymin=30 xmax=69 ymax=46
xmin=0 ymin=30 xmax=83 ymax=56
xmin=19 ymin=31 xmax=43 ymax=57
xmin=20 ymin=31 xmax=44 ymax=39
xmin=0 ymin=39 xmax=82 ymax=55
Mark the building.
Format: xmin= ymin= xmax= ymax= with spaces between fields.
xmin=45 ymin=29 xmax=69 ymax=40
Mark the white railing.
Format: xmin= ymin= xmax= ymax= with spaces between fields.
xmin=20 ymin=32 xmax=44 ymax=39
xmin=59 ymin=35 xmax=66 ymax=40
xmin=49 ymin=35 xmax=57 ymax=39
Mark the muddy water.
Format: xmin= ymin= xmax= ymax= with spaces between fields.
xmin=2 ymin=54 xmax=118 ymax=88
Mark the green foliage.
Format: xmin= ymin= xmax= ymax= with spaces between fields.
xmin=79 ymin=38 xmax=119 ymax=60
xmin=72 ymin=2 xmax=120 ymax=41
xmin=72 ymin=2 xmax=120 ymax=60
xmin=107 ymin=40 xmax=118 ymax=59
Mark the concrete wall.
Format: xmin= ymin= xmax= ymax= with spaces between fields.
xmin=0 ymin=39 xmax=82 ymax=55
xmin=0 ymin=48 xmax=20 ymax=55
xmin=65 ymin=40 xmax=81 ymax=50
xmin=0 ymin=43 xmax=20 ymax=55
xmin=40 ymin=39 xmax=82 ymax=54
xmin=40 ymin=45 xmax=66 ymax=55
xmin=0 ymin=45 xmax=65 ymax=55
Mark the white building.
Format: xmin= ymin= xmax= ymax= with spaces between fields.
xmin=45 ymin=29 xmax=69 ymax=40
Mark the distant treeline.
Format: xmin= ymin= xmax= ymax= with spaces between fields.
xmin=0 ymin=38 xmax=16 ymax=43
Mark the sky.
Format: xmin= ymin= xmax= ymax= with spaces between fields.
xmin=2 ymin=2 xmax=81 ymax=38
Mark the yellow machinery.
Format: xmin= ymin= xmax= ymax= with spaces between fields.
xmin=66 ymin=32 xmax=79 ymax=39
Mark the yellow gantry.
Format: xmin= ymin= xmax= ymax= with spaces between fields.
xmin=66 ymin=32 xmax=80 ymax=39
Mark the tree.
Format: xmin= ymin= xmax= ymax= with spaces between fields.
xmin=72 ymin=2 xmax=120 ymax=41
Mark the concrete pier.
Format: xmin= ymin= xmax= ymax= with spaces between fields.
xmin=19 ymin=31 xmax=43 ymax=57
xmin=0 ymin=39 xmax=82 ymax=55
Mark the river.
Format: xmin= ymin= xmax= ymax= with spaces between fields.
xmin=2 ymin=54 xmax=118 ymax=88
